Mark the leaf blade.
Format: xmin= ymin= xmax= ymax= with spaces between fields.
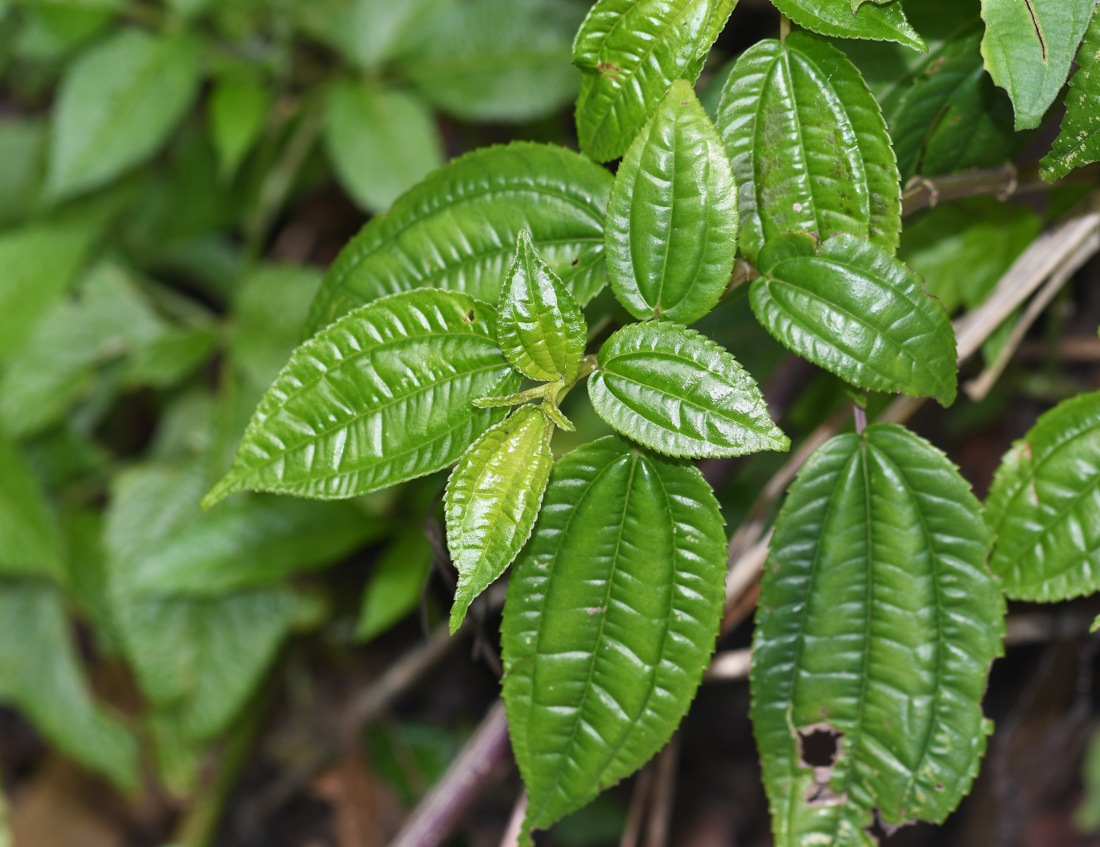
xmin=1041 ymin=13 xmax=1100 ymax=181
xmin=769 ymin=0 xmax=926 ymax=50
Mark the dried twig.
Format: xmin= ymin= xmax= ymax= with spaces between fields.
xmin=643 ymin=735 xmax=681 ymax=847
xmin=618 ymin=764 xmax=656 ymax=847
xmin=498 ymin=791 xmax=528 ymax=847
xmin=704 ymin=649 xmax=752 ymax=683
xmin=901 ymin=162 xmax=1100 ymax=217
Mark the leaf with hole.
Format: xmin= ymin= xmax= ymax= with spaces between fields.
xmin=1041 ymin=14 xmax=1100 ymax=181
xmin=502 ymin=435 xmax=726 ymax=842
xmin=750 ymin=232 xmax=958 ymax=405
xmin=307 ymin=143 xmax=613 ymax=333
xmin=752 ymin=423 xmax=1003 ymax=846
xmin=605 ymin=80 xmax=738 ymax=325
xmin=588 ymin=321 xmax=789 ymax=458
xmin=715 ymin=33 xmax=901 ymax=264
xmin=769 ymin=0 xmax=925 ymax=50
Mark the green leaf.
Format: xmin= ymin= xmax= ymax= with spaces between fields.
xmin=588 ymin=322 xmax=789 ymax=458
xmin=0 ymin=119 xmax=46 ymax=229
xmin=1077 ymin=727 xmax=1100 ymax=831
xmin=400 ymin=0 xmax=585 ymax=122
xmin=498 ymin=230 xmax=587 ymax=383
xmin=323 ymin=81 xmax=443 ymax=215
xmin=605 ymin=80 xmax=738 ymax=325
xmin=986 ymin=390 xmax=1100 ymax=601
xmin=208 ymin=77 xmax=271 ymax=180
xmin=750 ymin=233 xmax=958 ymax=405
xmin=769 ymin=0 xmax=926 ymax=50
xmin=752 ymin=423 xmax=1004 ymax=845
xmin=355 ymin=529 xmax=434 ymax=642
xmin=0 ymin=433 xmax=64 ymax=582
xmin=204 ymin=290 xmax=521 ymax=507
xmin=0 ymin=579 xmax=138 ymax=788
xmin=1041 ymin=14 xmax=1100 ymax=181
xmin=347 ymin=0 xmax=452 ymax=70
xmin=980 ymin=0 xmax=1095 ymax=130
xmin=502 ymin=436 xmax=726 ymax=841
xmin=446 ymin=405 xmax=554 ymax=634
xmin=306 ymin=142 xmax=613 ymax=334
xmin=573 ymin=0 xmax=734 ymax=162
xmin=715 ymin=33 xmax=901 ymax=264
xmin=46 ymin=29 xmax=202 ymax=200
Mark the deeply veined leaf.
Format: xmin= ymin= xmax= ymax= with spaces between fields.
xmin=1041 ymin=14 xmax=1100 ymax=181
xmin=498 ymin=230 xmax=587 ymax=383
xmin=203 ymin=290 xmax=521 ymax=507
xmin=715 ymin=33 xmax=901 ymax=263
xmin=605 ymin=80 xmax=738 ymax=325
xmin=0 ymin=433 xmax=64 ymax=582
xmin=306 ymin=143 xmax=613 ymax=334
xmin=46 ymin=29 xmax=201 ymax=199
xmin=752 ymin=424 xmax=1004 ymax=845
xmin=751 ymin=233 xmax=958 ymax=405
xmin=572 ymin=0 xmax=735 ymax=163
xmin=502 ymin=436 xmax=726 ymax=842
xmin=980 ymin=0 xmax=1096 ymax=130
xmin=769 ymin=0 xmax=925 ymax=50
xmin=208 ymin=78 xmax=271 ymax=180
xmin=986 ymin=390 xmax=1100 ymax=601
xmin=445 ymin=405 xmax=554 ymax=634
xmin=588 ymin=322 xmax=789 ymax=458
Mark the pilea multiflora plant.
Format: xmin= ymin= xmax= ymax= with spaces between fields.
xmin=194 ymin=0 xmax=1100 ymax=842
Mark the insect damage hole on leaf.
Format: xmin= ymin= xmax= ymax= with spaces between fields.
xmin=796 ymin=723 xmax=846 ymax=807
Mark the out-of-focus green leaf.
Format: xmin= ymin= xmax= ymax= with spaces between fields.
xmin=0 ymin=433 xmax=64 ymax=582
xmin=46 ymin=29 xmax=202 ymax=200
xmin=307 ymin=143 xmax=613 ymax=333
xmin=573 ymin=0 xmax=735 ymax=162
xmin=323 ymin=81 xmax=442 ymax=215
xmin=589 ymin=322 xmax=788 ymax=458
xmin=125 ymin=326 xmax=218 ymax=389
xmin=1042 ymin=14 xmax=1100 ymax=181
xmin=15 ymin=5 xmax=112 ymax=61
xmin=208 ymin=77 xmax=271 ymax=181
xmin=355 ymin=529 xmax=433 ymax=643
xmin=986 ymin=390 xmax=1100 ymax=601
xmin=400 ymin=0 xmax=583 ymax=123
xmin=752 ymin=423 xmax=1003 ymax=845
xmin=348 ymin=0 xmax=453 ymax=69
xmin=205 ymin=290 xmax=521 ymax=506
xmin=715 ymin=33 xmax=900 ymax=263
xmin=770 ymin=0 xmax=925 ymax=50
xmin=606 ymin=80 xmax=737 ymax=325
xmin=751 ymin=233 xmax=957 ymax=405
xmin=1076 ymin=726 xmax=1100 ymax=831
xmin=0 ymin=120 xmax=45 ymax=228
xmin=446 ymin=405 xmax=554 ymax=633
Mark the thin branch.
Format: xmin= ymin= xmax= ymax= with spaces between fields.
xmin=618 ymin=764 xmax=656 ymax=847
xmin=642 ymin=735 xmax=681 ymax=847
xmin=498 ymin=791 xmax=528 ymax=847
xmin=704 ymin=648 xmax=751 ymax=683
xmin=901 ymin=162 xmax=1100 ymax=217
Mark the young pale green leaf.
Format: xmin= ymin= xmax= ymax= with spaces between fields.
xmin=355 ymin=529 xmax=433 ymax=642
xmin=307 ymin=143 xmax=613 ymax=334
xmin=446 ymin=405 xmax=554 ymax=634
xmin=502 ymin=436 xmax=726 ymax=842
xmin=980 ymin=0 xmax=1095 ymax=130
xmin=498 ymin=231 xmax=587 ymax=383
xmin=770 ymin=0 xmax=926 ymax=50
xmin=751 ymin=233 xmax=958 ymax=405
xmin=588 ymin=322 xmax=789 ymax=458
xmin=715 ymin=33 xmax=901 ymax=263
xmin=323 ymin=81 xmax=443 ymax=215
xmin=605 ymin=80 xmax=738 ymax=325
xmin=208 ymin=78 xmax=271 ymax=181
xmin=986 ymin=390 xmax=1100 ymax=601
xmin=46 ymin=29 xmax=201 ymax=200
xmin=752 ymin=424 xmax=1004 ymax=845
xmin=204 ymin=290 xmax=521 ymax=507
xmin=572 ymin=0 xmax=735 ymax=163
xmin=0 ymin=433 xmax=65 ymax=582
xmin=1041 ymin=14 xmax=1100 ymax=181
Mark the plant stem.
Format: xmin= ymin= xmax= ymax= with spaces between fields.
xmin=901 ymin=162 xmax=1100 ymax=217
xmin=852 ymin=405 xmax=867 ymax=435
xmin=779 ymin=13 xmax=791 ymax=40
xmin=498 ymin=791 xmax=528 ymax=847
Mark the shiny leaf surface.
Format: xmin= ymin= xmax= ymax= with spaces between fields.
xmin=306 ymin=143 xmax=613 ymax=333
xmin=750 ymin=233 xmax=957 ymax=405
xmin=502 ymin=436 xmax=726 ymax=840
xmin=588 ymin=322 xmax=789 ymax=457
xmin=769 ymin=0 xmax=925 ymax=50
xmin=752 ymin=424 xmax=1003 ymax=845
xmin=715 ymin=34 xmax=901 ymax=263
xmin=204 ymin=290 xmax=521 ymax=506
xmin=1041 ymin=14 xmax=1100 ymax=181
xmin=605 ymin=80 xmax=738 ymax=324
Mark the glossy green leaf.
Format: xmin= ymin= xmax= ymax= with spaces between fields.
xmin=502 ymin=436 xmax=726 ymax=841
xmin=400 ymin=0 xmax=584 ymax=122
xmin=46 ymin=29 xmax=201 ymax=200
xmin=306 ymin=143 xmax=613 ymax=333
xmin=588 ymin=322 xmax=789 ymax=458
xmin=0 ymin=433 xmax=64 ymax=582
xmin=751 ymin=233 xmax=958 ymax=405
xmin=605 ymin=80 xmax=738 ymax=325
xmin=355 ymin=529 xmax=434 ymax=642
xmin=986 ymin=390 xmax=1100 ymax=601
xmin=446 ymin=405 xmax=554 ymax=634
xmin=323 ymin=81 xmax=443 ymax=215
xmin=572 ymin=0 xmax=735 ymax=163
xmin=204 ymin=290 xmax=521 ymax=507
xmin=752 ymin=423 xmax=1004 ymax=845
xmin=770 ymin=0 xmax=925 ymax=50
xmin=498 ymin=231 xmax=587 ymax=383
xmin=1041 ymin=14 xmax=1100 ymax=181
xmin=980 ymin=0 xmax=1095 ymax=130
xmin=715 ymin=34 xmax=901 ymax=263
xmin=208 ymin=77 xmax=271 ymax=180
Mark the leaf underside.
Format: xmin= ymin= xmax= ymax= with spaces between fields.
xmin=1041 ymin=13 xmax=1100 ymax=181
xmin=769 ymin=0 xmax=926 ymax=51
